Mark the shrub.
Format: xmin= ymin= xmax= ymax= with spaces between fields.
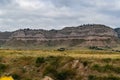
xmin=109 ymin=66 xmax=120 ymax=74
xmin=35 ymin=57 xmax=45 ymax=67
xmin=102 ymin=58 xmax=111 ymax=63
xmin=46 ymin=56 xmax=59 ymax=67
xmin=101 ymin=64 xmax=120 ymax=73
xmin=89 ymin=46 xmax=103 ymax=50
xmin=88 ymin=75 xmax=97 ymax=80
xmin=0 ymin=63 xmax=6 ymax=72
xmin=56 ymin=69 xmax=75 ymax=80
xmin=91 ymin=64 xmax=100 ymax=70
xmin=82 ymin=61 xmax=89 ymax=67
xmin=12 ymin=74 xmax=21 ymax=80
xmin=102 ymin=64 xmax=112 ymax=72
xmin=56 ymin=71 xmax=68 ymax=80
xmin=57 ymin=48 xmax=65 ymax=51
xmin=88 ymin=75 xmax=120 ymax=80
xmin=0 ymin=57 xmax=2 ymax=62
xmin=92 ymin=64 xmax=109 ymax=72
xmin=92 ymin=64 xmax=120 ymax=73
xmin=105 ymin=76 xmax=120 ymax=80
xmin=43 ymin=65 xmax=57 ymax=76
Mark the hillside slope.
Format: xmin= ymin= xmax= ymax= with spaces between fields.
xmin=0 ymin=24 xmax=119 ymax=49
xmin=0 ymin=32 xmax=12 ymax=46
xmin=115 ymin=28 xmax=120 ymax=38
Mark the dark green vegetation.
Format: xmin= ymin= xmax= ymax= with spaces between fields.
xmin=88 ymin=75 xmax=120 ymax=80
xmin=89 ymin=46 xmax=104 ymax=50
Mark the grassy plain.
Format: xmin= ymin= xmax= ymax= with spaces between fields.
xmin=0 ymin=49 xmax=120 ymax=80
xmin=0 ymin=49 xmax=120 ymax=59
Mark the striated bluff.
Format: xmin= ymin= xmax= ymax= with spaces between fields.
xmin=1 ymin=24 xmax=120 ymax=48
xmin=115 ymin=28 xmax=120 ymax=38
xmin=0 ymin=32 xmax=12 ymax=45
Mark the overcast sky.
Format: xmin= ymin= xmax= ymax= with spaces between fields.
xmin=0 ymin=0 xmax=120 ymax=31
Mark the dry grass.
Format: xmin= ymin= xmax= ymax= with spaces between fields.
xmin=0 ymin=49 xmax=119 ymax=80
xmin=0 ymin=49 xmax=120 ymax=59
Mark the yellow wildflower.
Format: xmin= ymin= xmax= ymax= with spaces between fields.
xmin=0 ymin=76 xmax=14 ymax=80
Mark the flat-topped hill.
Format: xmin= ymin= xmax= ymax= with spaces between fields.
xmin=0 ymin=24 xmax=120 ymax=48
xmin=10 ymin=24 xmax=118 ymax=40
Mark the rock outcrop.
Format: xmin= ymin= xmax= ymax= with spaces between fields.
xmin=42 ymin=76 xmax=54 ymax=80
xmin=0 ymin=32 xmax=12 ymax=45
xmin=0 ymin=24 xmax=119 ymax=48
xmin=115 ymin=28 xmax=120 ymax=38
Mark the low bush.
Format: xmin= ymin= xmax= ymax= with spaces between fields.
xmin=45 ymin=56 xmax=60 ymax=67
xmin=12 ymin=74 xmax=21 ymax=80
xmin=0 ymin=63 xmax=6 ymax=72
xmin=88 ymin=75 xmax=120 ymax=80
xmin=35 ymin=57 xmax=45 ymax=67
xmin=88 ymin=75 xmax=97 ymax=80
xmin=57 ymin=48 xmax=65 ymax=51
xmin=82 ymin=61 xmax=89 ymax=67
xmin=91 ymin=64 xmax=100 ymax=70
xmin=56 ymin=69 xmax=75 ymax=80
xmin=91 ymin=64 xmax=120 ymax=73
xmin=102 ymin=58 xmax=112 ymax=63
xmin=43 ymin=65 xmax=57 ymax=76
xmin=89 ymin=46 xmax=103 ymax=50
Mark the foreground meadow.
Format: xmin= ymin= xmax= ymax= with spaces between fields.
xmin=0 ymin=49 xmax=120 ymax=80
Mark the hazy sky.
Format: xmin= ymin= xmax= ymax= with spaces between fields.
xmin=0 ymin=0 xmax=120 ymax=31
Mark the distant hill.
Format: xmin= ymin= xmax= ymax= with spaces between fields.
xmin=0 ymin=32 xmax=12 ymax=46
xmin=115 ymin=28 xmax=120 ymax=38
xmin=0 ymin=24 xmax=120 ymax=49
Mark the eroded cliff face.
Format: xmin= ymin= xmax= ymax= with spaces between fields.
xmin=0 ymin=24 xmax=119 ymax=48
xmin=0 ymin=32 xmax=13 ymax=46
xmin=12 ymin=25 xmax=118 ymax=38
xmin=115 ymin=28 xmax=120 ymax=38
